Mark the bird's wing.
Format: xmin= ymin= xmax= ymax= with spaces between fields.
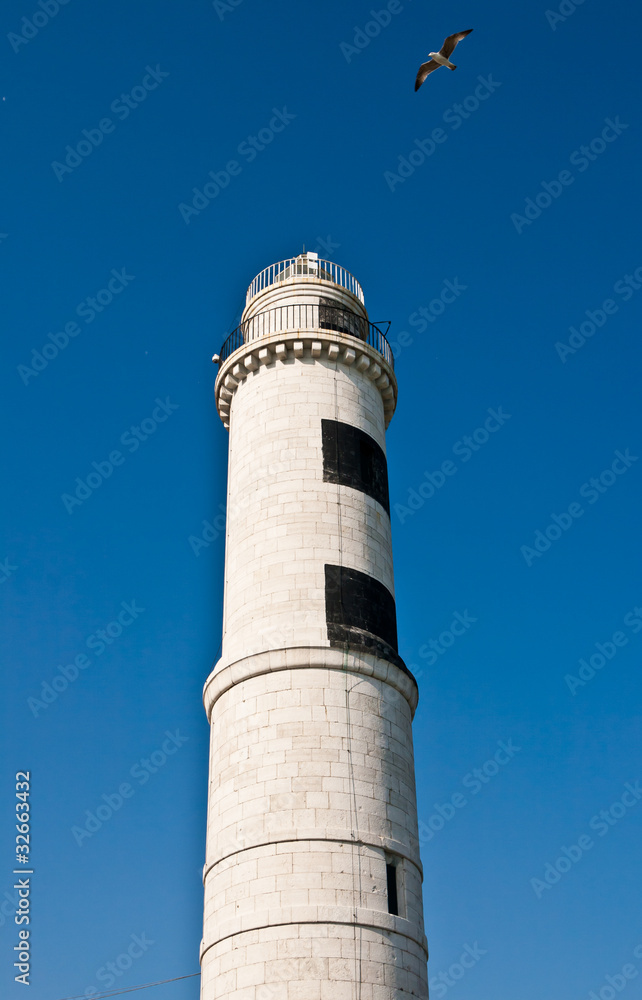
xmin=415 ymin=60 xmax=440 ymax=91
xmin=440 ymin=28 xmax=473 ymax=59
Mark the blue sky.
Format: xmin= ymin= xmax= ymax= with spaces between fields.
xmin=1 ymin=0 xmax=641 ymax=997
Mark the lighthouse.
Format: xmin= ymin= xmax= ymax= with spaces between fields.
xmin=200 ymin=253 xmax=429 ymax=999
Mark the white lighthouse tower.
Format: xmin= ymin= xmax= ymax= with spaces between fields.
xmin=200 ymin=254 xmax=428 ymax=999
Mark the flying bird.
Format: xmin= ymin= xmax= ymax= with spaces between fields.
xmin=414 ymin=29 xmax=473 ymax=91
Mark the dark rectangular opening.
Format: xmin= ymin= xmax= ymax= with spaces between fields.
xmin=318 ymin=297 xmax=367 ymax=340
xmin=386 ymin=862 xmax=399 ymax=916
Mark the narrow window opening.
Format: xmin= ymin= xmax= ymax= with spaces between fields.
xmin=386 ymin=862 xmax=399 ymax=916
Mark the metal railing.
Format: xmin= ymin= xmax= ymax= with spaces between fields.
xmin=246 ymin=257 xmax=365 ymax=304
xmin=219 ymin=303 xmax=393 ymax=368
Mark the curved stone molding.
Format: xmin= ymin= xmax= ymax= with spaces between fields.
xmin=202 ymin=645 xmax=419 ymax=721
xmin=202 ymin=833 xmax=424 ymax=881
xmin=199 ymin=905 xmax=429 ymax=962
xmin=214 ymin=329 xmax=398 ymax=431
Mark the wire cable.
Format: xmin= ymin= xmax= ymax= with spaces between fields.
xmin=50 ymin=972 xmax=200 ymax=1000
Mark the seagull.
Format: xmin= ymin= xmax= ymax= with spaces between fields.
xmin=414 ymin=29 xmax=473 ymax=91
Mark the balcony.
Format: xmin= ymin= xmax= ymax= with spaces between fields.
xmin=218 ymin=302 xmax=394 ymax=369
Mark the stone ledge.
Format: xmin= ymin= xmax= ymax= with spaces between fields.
xmin=202 ymin=833 xmax=424 ymax=884
xmin=203 ymin=646 xmax=418 ymax=721
xmin=214 ymin=330 xmax=398 ymax=431
xmin=200 ymin=906 xmax=429 ymax=961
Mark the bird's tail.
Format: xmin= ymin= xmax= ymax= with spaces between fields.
xmin=450 ymin=63 xmax=457 ymax=71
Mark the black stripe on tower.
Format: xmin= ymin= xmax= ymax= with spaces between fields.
xmin=321 ymin=419 xmax=390 ymax=516
xmin=325 ymin=564 xmax=413 ymax=677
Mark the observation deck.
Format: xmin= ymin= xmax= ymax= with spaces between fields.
xmin=214 ymin=253 xmax=397 ymax=429
xmin=216 ymin=253 xmax=392 ymax=369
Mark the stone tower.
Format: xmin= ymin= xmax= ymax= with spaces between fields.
xmin=200 ymin=253 xmax=428 ymax=999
